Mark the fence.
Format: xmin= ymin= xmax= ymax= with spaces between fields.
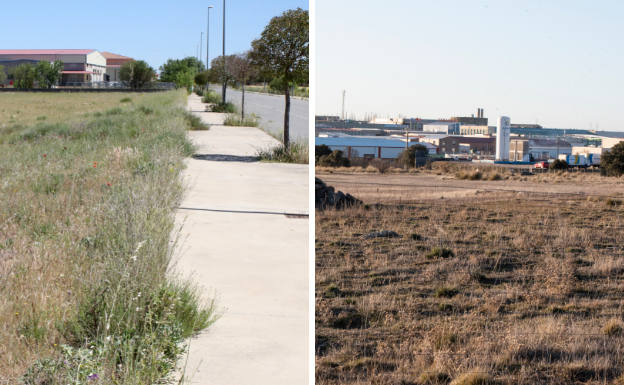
xmin=0 ymin=81 xmax=176 ymax=92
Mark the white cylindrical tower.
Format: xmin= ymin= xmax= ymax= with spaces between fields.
xmin=496 ymin=116 xmax=511 ymax=161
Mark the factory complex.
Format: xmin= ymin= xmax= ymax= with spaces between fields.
xmin=316 ymin=108 xmax=624 ymax=165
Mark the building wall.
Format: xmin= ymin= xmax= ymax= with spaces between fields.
xmin=459 ymin=125 xmax=494 ymax=136
xmin=423 ymin=122 xmax=460 ymax=134
xmin=601 ymin=137 xmax=624 ymax=149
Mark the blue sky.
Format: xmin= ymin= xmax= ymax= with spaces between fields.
xmin=317 ymin=0 xmax=624 ymax=131
xmin=0 ymin=0 xmax=307 ymax=70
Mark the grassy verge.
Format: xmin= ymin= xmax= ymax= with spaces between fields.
xmin=223 ymin=113 xmax=259 ymax=127
xmin=0 ymin=90 xmax=216 ymax=384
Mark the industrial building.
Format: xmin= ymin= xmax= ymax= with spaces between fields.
xmin=439 ymin=136 xmax=496 ymax=155
xmin=316 ymin=135 xmax=438 ymax=159
xmin=509 ymin=138 xmax=572 ymax=161
xmin=423 ymin=121 xmax=460 ymax=135
xmin=451 ymin=108 xmax=488 ymax=126
xmin=101 ymin=51 xmax=134 ymax=82
xmin=459 ymin=125 xmax=495 ymax=136
xmin=0 ymin=49 xmax=132 ymax=85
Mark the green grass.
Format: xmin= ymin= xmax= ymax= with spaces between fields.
xmin=184 ymin=111 xmax=210 ymax=130
xmin=223 ymin=113 xmax=259 ymax=127
xmin=0 ymin=90 xmax=216 ymax=383
xmin=201 ymin=90 xmax=221 ymax=104
xmin=210 ymin=102 xmax=237 ymax=113
xmin=256 ymin=140 xmax=309 ymax=164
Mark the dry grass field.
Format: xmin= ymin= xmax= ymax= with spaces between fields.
xmin=0 ymin=92 xmax=151 ymax=128
xmin=316 ymin=169 xmax=624 ymax=385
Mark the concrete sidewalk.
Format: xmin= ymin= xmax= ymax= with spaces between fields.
xmin=174 ymin=94 xmax=309 ymax=385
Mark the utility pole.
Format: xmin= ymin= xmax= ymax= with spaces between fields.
xmin=200 ymin=32 xmax=203 ymax=70
xmin=221 ymin=0 xmax=227 ymax=104
xmin=207 ymin=5 xmax=213 ymax=69
xmin=341 ymin=90 xmax=346 ymax=120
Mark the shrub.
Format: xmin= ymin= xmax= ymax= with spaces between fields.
xmin=257 ymin=141 xmax=308 ymax=164
xmin=397 ymin=144 xmax=428 ymax=168
xmin=550 ymin=159 xmax=568 ymax=170
xmin=317 ymin=150 xmax=350 ymax=167
xmin=315 ymin=144 xmax=333 ymax=163
xmin=603 ymin=319 xmax=623 ymax=336
xmin=426 ymin=247 xmax=455 ymax=259
xmin=223 ymin=113 xmax=259 ymax=127
xmin=601 ymin=142 xmax=624 ymax=176
xmin=202 ymin=90 xmax=221 ymax=104
xmin=184 ymin=111 xmax=210 ymax=130
xmin=418 ymin=370 xmax=451 ymax=385
xmin=211 ymin=102 xmax=236 ymax=113
xmin=450 ymin=372 xmax=495 ymax=385
xmin=434 ymin=287 xmax=458 ymax=298
xmin=120 ymin=97 xmax=132 ymax=103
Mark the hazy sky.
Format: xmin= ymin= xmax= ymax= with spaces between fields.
xmin=316 ymin=0 xmax=624 ymax=131
xmin=0 ymin=0 xmax=307 ymax=71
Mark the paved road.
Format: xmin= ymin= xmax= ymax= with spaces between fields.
xmin=175 ymin=94 xmax=309 ymax=385
xmin=210 ymin=85 xmax=309 ymax=141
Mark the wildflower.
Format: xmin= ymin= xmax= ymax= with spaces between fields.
xmin=88 ymin=373 xmax=98 ymax=381
xmin=106 ymin=182 xmax=111 ymax=187
xmin=43 ymin=154 xmax=47 ymax=158
xmin=93 ymin=162 xmax=97 ymax=168
xmin=130 ymin=255 xmax=137 ymax=262
xmin=135 ymin=307 xmax=140 ymax=312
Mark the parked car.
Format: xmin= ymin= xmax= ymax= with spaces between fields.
xmin=534 ymin=161 xmax=549 ymax=169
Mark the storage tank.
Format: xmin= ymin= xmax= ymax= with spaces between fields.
xmin=495 ymin=116 xmax=510 ymax=161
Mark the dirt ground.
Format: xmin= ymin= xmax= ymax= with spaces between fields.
xmin=316 ymin=170 xmax=624 ymax=385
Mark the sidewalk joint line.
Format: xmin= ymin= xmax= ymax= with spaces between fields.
xmin=177 ymin=206 xmax=309 ymax=217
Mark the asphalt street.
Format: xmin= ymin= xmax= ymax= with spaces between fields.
xmin=210 ymin=85 xmax=309 ymax=141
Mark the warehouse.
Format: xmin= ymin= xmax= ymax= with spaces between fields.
xmin=316 ymin=135 xmax=437 ymax=159
xmin=101 ymin=51 xmax=133 ymax=82
xmin=0 ymin=49 xmax=107 ymax=85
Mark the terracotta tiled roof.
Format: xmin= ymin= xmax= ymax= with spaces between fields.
xmin=0 ymin=49 xmax=95 ymax=55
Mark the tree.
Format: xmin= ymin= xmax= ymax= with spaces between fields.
xmin=35 ymin=60 xmax=63 ymax=88
xmin=120 ymin=60 xmax=155 ymax=89
xmin=0 ymin=65 xmax=7 ymax=85
xmin=159 ymin=57 xmax=205 ymax=88
xmin=209 ymin=55 xmax=236 ymax=87
xmin=194 ymin=70 xmax=210 ymax=89
xmin=250 ymin=8 xmax=308 ymax=150
xmin=229 ymin=52 xmax=258 ymax=120
xmin=601 ymin=142 xmax=624 ymax=176
xmin=397 ymin=144 xmax=429 ymax=168
xmin=14 ymin=63 xmax=36 ymax=89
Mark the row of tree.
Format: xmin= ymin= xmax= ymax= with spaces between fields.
xmin=0 ymin=61 xmax=64 ymax=89
xmin=158 ymin=8 xmax=308 ymax=149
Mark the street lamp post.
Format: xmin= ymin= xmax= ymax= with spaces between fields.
xmin=199 ymin=32 xmax=203 ymax=70
xmin=221 ymin=0 xmax=226 ymax=104
xmin=207 ymin=5 xmax=213 ymax=69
